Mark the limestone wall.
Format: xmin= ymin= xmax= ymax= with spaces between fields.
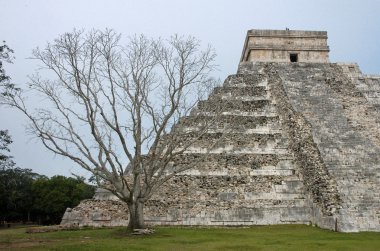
xmin=62 ymin=67 xmax=313 ymax=228
xmin=246 ymin=50 xmax=329 ymax=64
xmin=240 ymin=29 xmax=329 ymax=63
xmin=60 ymin=199 xmax=128 ymax=227
xmin=142 ymin=71 xmax=312 ymax=226
xmin=61 ymin=61 xmax=380 ymax=232
xmin=249 ymin=62 xmax=380 ymax=232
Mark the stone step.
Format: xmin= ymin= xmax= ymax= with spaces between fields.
xmin=249 ymin=169 xmax=295 ymax=176
xmin=153 ymin=187 xmax=308 ymax=201
xmin=213 ymin=95 xmax=271 ymax=102
xmin=183 ymin=140 xmax=289 ymax=151
xmin=158 ymin=198 xmax=309 ymax=207
xmin=211 ymin=86 xmax=268 ymax=97
xmin=178 ymin=169 xmax=295 ymax=177
xmin=224 ymin=81 xmax=268 ymax=88
xmin=274 ymin=180 xmax=304 ymax=194
xmin=172 ymin=153 xmax=294 ymax=171
xmin=193 ymin=110 xmax=278 ymax=117
xmin=223 ymin=74 xmax=268 ymax=88
xmin=197 ymin=99 xmax=274 ymax=113
xmin=176 ymin=131 xmax=284 ymax=138
xmin=243 ymin=193 xmax=307 ymax=202
xmin=182 ymin=146 xmax=289 ymax=155
xmin=176 ymin=132 xmax=288 ymax=149
xmin=177 ymin=126 xmax=283 ymax=135
xmin=177 ymin=115 xmax=281 ymax=129
xmin=274 ymin=63 xmax=380 ymax=231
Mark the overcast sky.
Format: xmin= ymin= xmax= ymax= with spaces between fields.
xmin=1 ymin=0 xmax=380 ymax=178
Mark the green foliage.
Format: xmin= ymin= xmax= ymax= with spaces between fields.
xmin=0 ymin=131 xmax=95 ymax=224
xmin=0 ymin=44 xmax=94 ymax=225
xmin=0 ymin=167 xmax=42 ymax=221
xmin=1 ymin=225 xmax=380 ymax=250
xmin=32 ymin=176 xmax=95 ymax=224
xmin=0 ymin=132 xmax=39 ymax=222
xmin=0 ymin=167 xmax=94 ymax=224
xmin=0 ymin=130 xmax=15 ymax=169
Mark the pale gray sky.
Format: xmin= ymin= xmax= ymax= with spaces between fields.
xmin=1 ymin=0 xmax=380 ymax=177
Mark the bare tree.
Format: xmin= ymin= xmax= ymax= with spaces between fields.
xmin=1 ymin=29 xmax=220 ymax=229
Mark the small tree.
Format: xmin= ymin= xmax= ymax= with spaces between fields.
xmin=0 ymin=167 xmax=43 ymax=222
xmin=1 ymin=29 xmax=220 ymax=229
xmin=32 ymin=176 xmax=95 ymax=224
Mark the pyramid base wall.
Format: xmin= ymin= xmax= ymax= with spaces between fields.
xmin=62 ymin=62 xmax=380 ymax=232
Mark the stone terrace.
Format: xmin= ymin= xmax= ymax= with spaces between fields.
xmin=62 ymin=29 xmax=380 ymax=232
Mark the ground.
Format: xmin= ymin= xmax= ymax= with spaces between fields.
xmin=1 ymin=225 xmax=380 ymax=250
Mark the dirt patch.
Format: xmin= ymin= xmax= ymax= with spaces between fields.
xmin=0 ymin=239 xmax=57 ymax=249
xmin=26 ymin=225 xmax=80 ymax=233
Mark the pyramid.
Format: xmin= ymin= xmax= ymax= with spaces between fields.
xmin=61 ymin=29 xmax=380 ymax=232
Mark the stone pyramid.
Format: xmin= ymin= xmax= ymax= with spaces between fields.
xmin=61 ymin=29 xmax=380 ymax=232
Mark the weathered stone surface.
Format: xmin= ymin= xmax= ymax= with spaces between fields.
xmin=132 ymin=228 xmax=155 ymax=235
xmin=61 ymin=29 xmax=380 ymax=232
xmin=61 ymin=199 xmax=128 ymax=227
xmin=243 ymin=61 xmax=380 ymax=232
xmin=240 ymin=29 xmax=330 ymax=63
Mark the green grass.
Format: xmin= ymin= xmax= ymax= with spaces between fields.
xmin=1 ymin=225 xmax=380 ymax=250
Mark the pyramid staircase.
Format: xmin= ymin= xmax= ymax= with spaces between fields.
xmin=143 ymin=72 xmax=312 ymax=225
xmin=62 ymin=62 xmax=380 ymax=232
xmin=264 ymin=62 xmax=380 ymax=232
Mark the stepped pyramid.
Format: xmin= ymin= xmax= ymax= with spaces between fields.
xmin=61 ymin=29 xmax=380 ymax=232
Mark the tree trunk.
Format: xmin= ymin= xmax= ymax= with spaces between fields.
xmin=127 ymin=200 xmax=145 ymax=230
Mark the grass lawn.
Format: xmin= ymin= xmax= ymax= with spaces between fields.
xmin=1 ymin=224 xmax=380 ymax=251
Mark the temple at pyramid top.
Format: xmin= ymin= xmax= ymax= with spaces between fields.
xmin=240 ymin=29 xmax=330 ymax=63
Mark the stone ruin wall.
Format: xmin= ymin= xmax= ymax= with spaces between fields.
xmin=62 ymin=62 xmax=380 ymax=232
xmin=251 ymin=62 xmax=380 ymax=232
xmin=62 ymin=70 xmax=315 ymax=228
xmin=240 ymin=29 xmax=330 ymax=63
xmin=61 ymin=199 xmax=128 ymax=228
xmin=61 ymin=29 xmax=380 ymax=232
